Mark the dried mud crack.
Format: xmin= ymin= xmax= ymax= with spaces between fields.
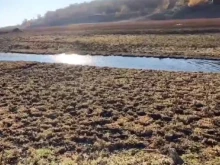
xmin=0 ymin=62 xmax=219 ymax=164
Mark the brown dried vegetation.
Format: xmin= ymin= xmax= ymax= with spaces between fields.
xmin=0 ymin=62 xmax=219 ymax=164
xmin=1 ymin=20 xmax=220 ymax=59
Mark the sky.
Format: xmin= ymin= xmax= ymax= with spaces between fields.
xmin=0 ymin=0 xmax=92 ymax=27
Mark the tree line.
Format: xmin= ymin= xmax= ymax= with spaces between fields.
xmin=22 ymin=0 xmax=163 ymax=27
xmin=22 ymin=0 xmax=219 ymax=28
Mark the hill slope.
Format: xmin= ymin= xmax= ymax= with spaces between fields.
xmin=22 ymin=0 xmax=220 ymax=28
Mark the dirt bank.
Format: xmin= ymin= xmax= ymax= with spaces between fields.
xmin=0 ymin=62 xmax=219 ymax=164
xmin=1 ymin=28 xmax=220 ymax=60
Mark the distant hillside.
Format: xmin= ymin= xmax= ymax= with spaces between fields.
xmin=147 ymin=1 xmax=220 ymax=20
xmin=22 ymin=0 xmax=220 ymax=28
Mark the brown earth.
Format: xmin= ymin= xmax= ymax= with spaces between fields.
xmin=0 ymin=62 xmax=219 ymax=164
xmin=1 ymin=20 xmax=220 ymax=59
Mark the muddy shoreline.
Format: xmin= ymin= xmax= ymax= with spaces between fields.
xmin=0 ymin=62 xmax=219 ymax=164
xmin=1 ymin=31 xmax=220 ymax=60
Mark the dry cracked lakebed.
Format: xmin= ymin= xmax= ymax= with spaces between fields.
xmin=0 ymin=62 xmax=219 ymax=164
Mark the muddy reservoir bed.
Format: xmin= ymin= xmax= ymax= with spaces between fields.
xmin=2 ymin=32 xmax=220 ymax=60
xmin=0 ymin=62 xmax=220 ymax=164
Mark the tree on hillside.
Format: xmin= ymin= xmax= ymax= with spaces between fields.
xmin=21 ymin=0 xmax=164 ymax=27
xmin=21 ymin=0 xmax=220 ymax=27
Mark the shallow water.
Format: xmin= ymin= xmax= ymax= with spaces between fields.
xmin=0 ymin=53 xmax=220 ymax=73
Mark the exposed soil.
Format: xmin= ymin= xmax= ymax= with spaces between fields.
xmin=0 ymin=62 xmax=219 ymax=164
xmin=1 ymin=22 xmax=220 ymax=59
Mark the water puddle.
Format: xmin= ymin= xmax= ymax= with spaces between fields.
xmin=0 ymin=53 xmax=220 ymax=73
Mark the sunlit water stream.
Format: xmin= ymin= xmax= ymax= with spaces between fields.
xmin=0 ymin=53 xmax=220 ymax=73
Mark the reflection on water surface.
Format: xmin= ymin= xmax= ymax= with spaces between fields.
xmin=0 ymin=53 xmax=220 ymax=73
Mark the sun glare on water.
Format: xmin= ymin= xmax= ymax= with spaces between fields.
xmin=54 ymin=54 xmax=93 ymax=65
